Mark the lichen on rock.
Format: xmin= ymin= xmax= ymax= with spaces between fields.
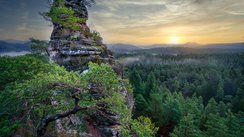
xmin=45 ymin=0 xmax=114 ymax=72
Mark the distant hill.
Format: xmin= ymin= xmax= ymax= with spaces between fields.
xmin=107 ymin=43 xmax=141 ymax=52
xmin=202 ymin=43 xmax=244 ymax=49
xmin=142 ymin=42 xmax=244 ymax=49
xmin=109 ymin=43 xmax=244 ymax=55
xmin=1 ymin=40 xmax=244 ymax=55
xmin=141 ymin=47 xmax=244 ymax=55
xmin=4 ymin=39 xmax=28 ymax=44
xmin=0 ymin=40 xmax=30 ymax=53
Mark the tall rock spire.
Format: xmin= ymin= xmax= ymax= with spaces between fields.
xmin=44 ymin=1 xmax=134 ymax=136
xmin=47 ymin=0 xmax=114 ymax=71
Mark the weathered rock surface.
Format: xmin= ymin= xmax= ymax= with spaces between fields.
xmin=48 ymin=0 xmax=114 ymax=72
xmin=47 ymin=0 xmax=133 ymax=137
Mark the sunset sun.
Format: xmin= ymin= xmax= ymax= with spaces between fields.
xmin=169 ymin=36 xmax=180 ymax=44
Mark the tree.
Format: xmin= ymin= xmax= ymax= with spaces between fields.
xmin=130 ymin=70 xmax=143 ymax=96
xmin=147 ymin=92 xmax=163 ymax=121
xmin=205 ymin=114 xmax=229 ymax=137
xmin=170 ymin=114 xmax=206 ymax=137
xmin=216 ymin=80 xmax=224 ymax=101
xmin=134 ymin=94 xmax=148 ymax=116
xmin=130 ymin=116 xmax=158 ymax=137
xmin=218 ymin=101 xmax=227 ymax=117
xmin=145 ymin=72 xmax=158 ymax=98
xmin=204 ymin=98 xmax=218 ymax=115
xmin=30 ymin=38 xmax=48 ymax=55
xmin=0 ymin=55 xmax=50 ymax=90
xmin=232 ymin=88 xmax=244 ymax=112
xmin=225 ymin=111 xmax=242 ymax=137
xmin=0 ymin=60 xmax=122 ymax=136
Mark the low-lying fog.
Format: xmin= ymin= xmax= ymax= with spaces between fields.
xmin=0 ymin=51 xmax=30 ymax=57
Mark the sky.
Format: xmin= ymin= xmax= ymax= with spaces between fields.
xmin=0 ymin=0 xmax=244 ymax=45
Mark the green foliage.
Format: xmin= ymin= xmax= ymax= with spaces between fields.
xmin=82 ymin=63 xmax=120 ymax=95
xmin=145 ymin=72 xmax=158 ymax=97
xmin=30 ymin=38 xmax=48 ymax=55
xmin=83 ymin=63 xmax=159 ymax=136
xmin=130 ymin=116 xmax=158 ymax=137
xmin=126 ymin=54 xmax=243 ymax=104
xmin=0 ymin=56 xmax=157 ymax=136
xmin=125 ymin=54 xmax=244 ymax=137
xmin=205 ymin=114 xmax=229 ymax=137
xmin=170 ymin=114 xmax=205 ymax=137
xmin=85 ymin=30 xmax=102 ymax=42
xmin=134 ymin=94 xmax=148 ymax=116
xmin=233 ymin=88 xmax=244 ymax=112
xmin=130 ymin=70 xmax=143 ymax=95
xmin=0 ymin=55 xmax=82 ymax=135
xmin=216 ymin=80 xmax=224 ymax=101
xmin=43 ymin=0 xmax=85 ymax=31
xmin=0 ymin=116 xmax=19 ymax=137
xmin=83 ymin=63 xmax=131 ymax=122
xmin=123 ymin=79 xmax=133 ymax=93
xmin=204 ymin=98 xmax=218 ymax=115
xmin=0 ymin=55 xmax=50 ymax=90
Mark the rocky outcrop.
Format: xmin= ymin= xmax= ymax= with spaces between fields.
xmin=46 ymin=0 xmax=133 ymax=137
xmin=48 ymin=0 xmax=114 ymax=71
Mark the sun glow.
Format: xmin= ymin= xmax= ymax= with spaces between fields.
xmin=169 ymin=36 xmax=180 ymax=44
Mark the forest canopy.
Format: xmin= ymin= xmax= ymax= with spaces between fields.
xmin=125 ymin=53 xmax=244 ymax=137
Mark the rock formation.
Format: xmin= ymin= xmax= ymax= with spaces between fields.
xmin=45 ymin=0 xmax=134 ymax=136
xmin=48 ymin=0 xmax=114 ymax=71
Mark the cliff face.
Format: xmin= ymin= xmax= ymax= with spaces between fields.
xmin=47 ymin=1 xmax=134 ymax=136
xmin=48 ymin=0 xmax=114 ymax=71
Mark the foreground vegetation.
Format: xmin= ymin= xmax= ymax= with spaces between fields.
xmin=0 ymin=54 xmax=157 ymax=136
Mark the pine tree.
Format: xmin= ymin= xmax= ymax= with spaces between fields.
xmin=170 ymin=114 xmax=206 ymax=137
xmin=130 ymin=70 xmax=143 ymax=96
xmin=205 ymin=114 xmax=229 ymax=137
xmin=205 ymin=98 xmax=218 ymax=115
xmin=148 ymin=92 xmax=163 ymax=122
xmin=145 ymin=72 xmax=158 ymax=98
xmin=216 ymin=80 xmax=224 ymax=101
xmin=135 ymin=94 xmax=148 ymax=116
xmin=225 ymin=111 xmax=241 ymax=137
xmin=218 ymin=101 xmax=227 ymax=117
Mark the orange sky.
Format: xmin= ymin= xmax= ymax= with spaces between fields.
xmin=0 ymin=0 xmax=244 ymax=45
xmin=88 ymin=0 xmax=244 ymax=44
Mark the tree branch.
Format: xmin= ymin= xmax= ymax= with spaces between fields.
xmin=37 ymin=83 xmax=87 ymax=136
xmin=37 ymin=98 xmax=88 ymax=136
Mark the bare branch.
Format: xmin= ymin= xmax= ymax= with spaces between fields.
xmin=37 ymin=83 xmax=88 ymax=136
xmin=37 ymin=97 xmax=89 ymax=136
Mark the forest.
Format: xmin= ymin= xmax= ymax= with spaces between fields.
xmin=0 ymin=0 xmax=244 ymax=136
xmin=124 ymin=53 xmax=244 ymax=137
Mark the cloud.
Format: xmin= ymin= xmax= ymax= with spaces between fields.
xmin=16 ymin=23 xmax=27 ymax=31
xmin=1 ymin=0 xmax=244 ymax=44
xmin=87 ymin=0 xmax=244 ymax=44
xmin=20 ymin=1 xmax=26 ymax=8
xmin=20 ymin=11 xmax=29 ymax=19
